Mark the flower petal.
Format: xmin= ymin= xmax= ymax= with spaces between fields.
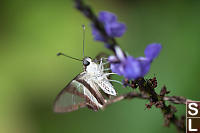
xmin=114 ymin=46 xmax=126 ymax=61
xmin=91 ymin=25 xmax=105 ymax=41
xmin=91 ymin=11 xmax=126 ymax=42
xmin=108 ymin=55 xmax=118 ymax=63
xmin=123 ymin=56 xmax=142 ymax=79
xmin=98 ymin=11 xmax=117 ymax=24
xmin=137 ymin=57 xmax=151 ymax=77
xmin=144 ymin=43 xmax=162 ymax=60
xmin=107 ymin=22 xmax=126 ymax=37
xmin=110 ymin=63 xmax=124 ymax=75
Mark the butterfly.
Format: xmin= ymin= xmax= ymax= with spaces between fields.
xmin=53 ymin=25 xmax=119 ymax=113
xmin=53 ymin=55 xmax=117 ymax=113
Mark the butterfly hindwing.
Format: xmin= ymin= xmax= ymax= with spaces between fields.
xmin=92 ymin=76 xmax=117 ymax=96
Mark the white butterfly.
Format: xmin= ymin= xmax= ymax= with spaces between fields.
xmin=53 ymin=56 xmax=117 ymax=113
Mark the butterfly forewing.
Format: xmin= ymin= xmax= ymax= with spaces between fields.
xmin=54 ymin=79 xmax=86 ymax=112
xmin=54 ymin=73 xmax=104 ymax=113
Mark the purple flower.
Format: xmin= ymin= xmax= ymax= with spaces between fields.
xmin=92 ymin=11 xmax=126 ymax=41
xmin=144 ymin=43 xmax=162 ymax=61
xmin=109 ymin=43 xmax=162 ymax=80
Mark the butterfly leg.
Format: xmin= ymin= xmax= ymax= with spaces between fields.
xmin=100 ymin=57 xmax=110 ymax=65
xmin=104 ymin=68 xmax=111 ymax=71
xmin=103 ymin=73 xmax=117 ymax=77
xmin=101 ymin=57 xmax=108 ymax=61
xmin=109 ymin=80 xmax=123 ymax=85
xmin=99 ymin=58 xmax=104 ymax=70
xmin=99 ymin=57 xmax=109 ymax=69
xmin=102 ymin=62 xmax=110 ymax=65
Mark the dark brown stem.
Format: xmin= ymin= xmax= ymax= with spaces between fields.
xmin=105 ymin=92 xmax=192 ymax=106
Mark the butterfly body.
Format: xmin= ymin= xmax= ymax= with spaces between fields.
xmin=54 ymin=57 xmax=117 ymax=113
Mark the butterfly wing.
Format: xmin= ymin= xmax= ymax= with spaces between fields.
xmin=82 ymin=77 xmax=106 ymax=105
xmin=94 ymin=76 xmax=117 ymax=96
xmin=53 ymin=73 xmax=103 ymax=113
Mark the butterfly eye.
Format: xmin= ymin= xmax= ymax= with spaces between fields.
xmin=83 ymin=60 xmax=90 ymax=66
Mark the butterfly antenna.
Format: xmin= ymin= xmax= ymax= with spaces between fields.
xmin=57 ymin=52 xmax=82 ymax=61
xmin=82 ymin=25 xmax=85 ymax=57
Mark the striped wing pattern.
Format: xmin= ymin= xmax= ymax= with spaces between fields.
xmin=53 ymin=73 xmax=105 ymax=113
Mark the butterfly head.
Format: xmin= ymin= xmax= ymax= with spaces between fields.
xmin=83 ymin=57 xmax=92 ymax=67
xmin=83 ymin=57 xmax=100 ymax=74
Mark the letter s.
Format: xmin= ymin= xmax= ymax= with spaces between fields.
xmin=188 ymin=103 xmax=198 ymax=116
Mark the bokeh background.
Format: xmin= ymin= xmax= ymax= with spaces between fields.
xmin=0 ymin=0 xmax=200 ymax=133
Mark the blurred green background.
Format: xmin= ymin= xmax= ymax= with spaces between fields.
xmin=0 ymin=0 xmax=200 ymax=133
